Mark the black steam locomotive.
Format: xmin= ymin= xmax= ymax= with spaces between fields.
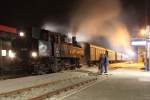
xmin=0 ymin=27 xmax=83 ymax=75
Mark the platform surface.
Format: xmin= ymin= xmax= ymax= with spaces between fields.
xmin=62 ymin=68 xmax=150 ymax=100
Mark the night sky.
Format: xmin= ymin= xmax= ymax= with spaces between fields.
xmin=0 ymin=0 xmax=79 ymax=27
xmin=0 ymin=0 xmax=149 ymax=34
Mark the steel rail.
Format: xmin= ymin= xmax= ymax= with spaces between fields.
xmin=29 ymin=78 xmax=97 ymax=100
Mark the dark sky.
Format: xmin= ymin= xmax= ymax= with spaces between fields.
xmin=0 ymin=0 xmax=79 ymax=27
xmin=0 ymin=0 xmax=149 ymax=34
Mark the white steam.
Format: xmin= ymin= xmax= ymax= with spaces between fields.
xmin=69 ymin=0 xmax=132 ymax=53
xmin=42 ymin=0 xmax=134 ymax=56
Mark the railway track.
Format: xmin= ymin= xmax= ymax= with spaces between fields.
xmin=0 ymin=76 xmax=97 ymax=100
xmin=29 ymin=78 xmax=97 ymax=100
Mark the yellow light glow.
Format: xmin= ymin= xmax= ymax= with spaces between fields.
xmin=31 ymin=52 xmax=37 ymax=58
xmin=140 ymin=29 xmax=146 ymax=35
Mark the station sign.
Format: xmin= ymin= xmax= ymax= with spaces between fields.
xmin=131 ymin=40 xmax=146 ymax=46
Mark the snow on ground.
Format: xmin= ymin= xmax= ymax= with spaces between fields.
xmin=0 ymin=76 xmax=95 ymax=100
xmin=44 ymin=63 xmax=146 ymax=100
xmin=79 ymin=65 xmax=99 ymax=73
xmin=0 ymin=63 xmax=144 ymax=95
xmin=0 ymin=71 xmax=89 ymax=94
xmin=45 ymin=78 xmax=98 ymax=100
xmin=60 ymin=69 xmax=150 ymax=100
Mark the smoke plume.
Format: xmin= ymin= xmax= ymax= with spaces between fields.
xmin=69 ymin=0 xmax=132 ymax=52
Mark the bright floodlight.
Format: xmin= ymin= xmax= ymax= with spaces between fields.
xmin=140 ymin=29 xmax=146 ymax=35
xmin=19 ymin=32 xmax=25 ymax=37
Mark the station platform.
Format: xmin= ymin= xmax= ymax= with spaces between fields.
xmin=61 ymin=64 xmax=150 ymax=100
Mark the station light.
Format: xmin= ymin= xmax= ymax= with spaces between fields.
xmin=31 ymin=51 xmax=38 ymax=58
xmin=19 ymin=32 xmax=25 ymax=37
xmin=131 ymin=41 xmax=146 ymax=46
xmin=140 ymin=29 xmax=146 ymax=35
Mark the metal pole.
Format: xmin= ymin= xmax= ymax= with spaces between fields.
xmin=145 ymin=25 xmax=150 ymax=71
xmin=144 ymin=28 xmax=147 ymax=70
xmin=148 ymin=26 xmax=150 ymax=70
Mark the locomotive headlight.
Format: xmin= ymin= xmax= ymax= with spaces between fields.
xmin=19 ymin=32 xmax=25 ymax=37
xmin=31 ymin=52 xmax=38 ymax=58
xmin=8 ymin=50 xmax=16 ymax=58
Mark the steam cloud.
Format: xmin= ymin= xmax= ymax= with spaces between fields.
xmin=69 ymin=0 xmax=132 ymax=52
xmin=42 ymin=0 xmax=133 ymax=54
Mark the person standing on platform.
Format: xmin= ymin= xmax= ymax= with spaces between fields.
xmin=104 ymin=50 xmax=109 ymax=74
xmin=99 ymin=52 xmax=109 ymax=75
xmin=99 ymin=54 xmax=105 ymax=74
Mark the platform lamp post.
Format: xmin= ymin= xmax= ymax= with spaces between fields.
xmin=146 ymin=25 xmax=150 ymax=71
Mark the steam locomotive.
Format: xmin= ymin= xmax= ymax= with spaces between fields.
xmin=0 ymin=27 xmax=83 ymax=74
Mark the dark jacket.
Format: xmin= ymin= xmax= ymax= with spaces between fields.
xmin=99 ymin=54 xmax=109 ymax=65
